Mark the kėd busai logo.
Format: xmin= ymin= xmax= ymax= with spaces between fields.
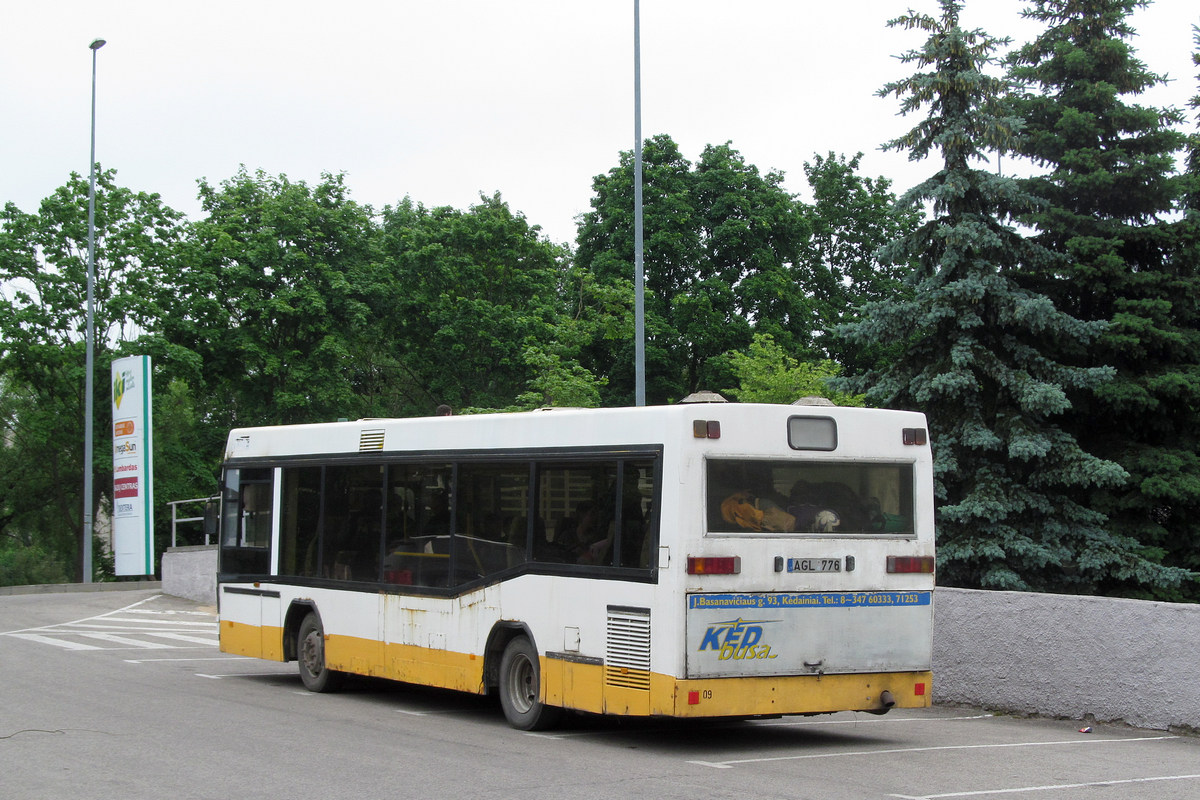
xmin=697 ymin=617 xmax=779 ymax=661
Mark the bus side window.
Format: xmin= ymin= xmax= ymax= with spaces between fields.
xmin=279 ymin=467 xmax=321 ymax=578
xmin=618 ymin=460 xmax=656 ymax=569
xmin=532 ymin=459 xmax=656 ymax=571
xmin=534 ymin=462 xmax=617 ymax=565
xmin=321 ymin=464 xmax=384 ymax=583
xmin=383 ymin=464 xmax=453 ymax=587
xmin=452 ymin=463 xmax=529 ymax=582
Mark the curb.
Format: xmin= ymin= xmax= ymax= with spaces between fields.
xmin=0 ymin=580 xmax=163 ymax=596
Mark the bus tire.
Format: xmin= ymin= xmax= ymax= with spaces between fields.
xmin=498 ymin=635 xmax=562 ymax=731
xmin=297 ymin=612 xmax=345 ymax=693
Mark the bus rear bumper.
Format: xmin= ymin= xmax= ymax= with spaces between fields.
xmin=544 ymin=655 xmax=932 ymax=718
xmin=658 ymin=671 xmax=932 ymax=718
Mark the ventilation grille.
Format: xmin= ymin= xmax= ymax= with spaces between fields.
xmin=606 ymin=608 xmax=651 ymax=691
xmin=359 ymin=429 xmax=385 ymax=451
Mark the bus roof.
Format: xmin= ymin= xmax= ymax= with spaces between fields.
xmin=223 ymin=407 xmax=926 ymax=462
xmin=222 ymin=403 xmax=929 ymax=462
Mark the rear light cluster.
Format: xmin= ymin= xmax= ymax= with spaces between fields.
xmin=887 ymin=555 xmax=936 ymax=574
xmin=687 ymin=555 xmax=932 ymax=575
xmin=902 ymin=427 xmax=928 ymax=445
xmin=687 ymin=556 xmax=740 ymax=575
xmin=692 ymin=420 xmax=721 ymax=439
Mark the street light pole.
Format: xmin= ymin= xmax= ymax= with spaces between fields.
xmin=84 ymin=37 xmax=106 ymax=583
xmin=633 ymin=0 xmax=646 ymax=407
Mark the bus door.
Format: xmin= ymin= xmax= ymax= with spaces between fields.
xmin=218 ymin=467 xmax=282 ymax=660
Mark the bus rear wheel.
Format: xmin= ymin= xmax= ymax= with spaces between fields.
xmin=498 ymin=635 xmax=562 ymax=730
xmin=297 ymin=612 xmax=345 ymax=693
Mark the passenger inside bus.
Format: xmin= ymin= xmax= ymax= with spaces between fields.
xmin=551 ymin=502 xmax=605 ymax=563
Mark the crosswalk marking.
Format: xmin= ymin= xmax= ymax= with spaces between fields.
xmin=77 ymin=632 xmax=178 ymax=648
xmin=141 ymin=631 xmax=223 ymax=646
xmin=8 ymin=632 xmax=104 ymax=650
xmin=2 ymin=595 xmax=220 ymax=652
xmin=64 ymin=619 xmax=217 ymax=629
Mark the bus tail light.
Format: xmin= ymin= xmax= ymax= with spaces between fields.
xmin=887 ymin=555 xmax=935 ymax=574
xmin=693 ymin=420 xmax=721 ymax=439
xmin=687 ymin=556 xmax=740 ymax=575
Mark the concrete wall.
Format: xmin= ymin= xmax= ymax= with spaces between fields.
xmin=161 ymin=545 xmax=217 ymax=605
xmin=933 ymin=587 xmax=1200 ymax=731
xmin=155 ymin=550 xmax=1199 ymax=731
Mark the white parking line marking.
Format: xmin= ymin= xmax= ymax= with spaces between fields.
xmin=757 ymin=713 xmax=995 ymax=728
xmin=687 ymin=735 xmax=1177 ymax=769
xmin=195 ymin=672 xmax=295 ymax=679
xmin=889 ymin=772 xmax=1200 ymax=798
xmin=125 ymin=656 xmax=248 ymax=663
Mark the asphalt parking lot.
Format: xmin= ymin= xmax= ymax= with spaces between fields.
xmin=2 ymin=589 xmax=1197 ymax=800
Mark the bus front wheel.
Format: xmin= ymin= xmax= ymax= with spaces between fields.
xmin=297 ymin=612 xmax=345 ymax=693
xmin=498 ymin=635 xmax=562 ymax=730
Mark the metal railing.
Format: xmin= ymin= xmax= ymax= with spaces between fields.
xmin=168 ymin=496 xmax=219 ymax=548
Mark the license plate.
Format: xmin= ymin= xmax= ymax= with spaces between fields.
xmin=788 ymin=557 xmax=842 ymax=573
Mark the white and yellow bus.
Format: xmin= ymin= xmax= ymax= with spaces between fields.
xmin=215 ymin=402 xmax=935 ymax=729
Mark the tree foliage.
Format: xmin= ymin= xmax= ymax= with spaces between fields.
xmin=801 ymin=153 xmax=921 ymax=369
xmin=1 ymin=168 xmax=184 ymax=580
xmin=378 ymin=193 xmax=580 ymax=414
xmin=162 ymin=169 xmax=378 ymax=432
xmin=1007 ymin=0 xmax=1200 ymax=597
xmin=576 ymin=135 xmax=812 ymax=402
xmin=722 ymin=333 xmax=863 ymax=406
xmin=837 ymin=0 xmax=1178 ymax=593
xmin=3 ymin=5 xmax=1199 ymax=600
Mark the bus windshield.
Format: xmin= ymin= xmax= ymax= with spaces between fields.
xmin=707 ymin=458 xmax=914 ymax=535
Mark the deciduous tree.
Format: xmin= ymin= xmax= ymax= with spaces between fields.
xmin=378 ymin=193 xmax=577 ymax=413
xmin=721 ymin=333 xmax=862 ymax=406
xmin=801 ymin=152 xmax=921 ymax=370
xmin=163 ymin=169 xmax=378 ymax=433
xmin=575 ymin=136 xmax=812 ymax=403
xmin=0 ymin=168 xmax=184 ymax=580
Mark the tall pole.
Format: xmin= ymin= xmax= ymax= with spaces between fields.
xmin=633 ymin=1 xmax=646 ymax=406
xmin=84 ymin=37 xmax=106 ymax=583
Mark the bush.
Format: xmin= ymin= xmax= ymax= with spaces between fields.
xmin=0 ymin=544 xmax=71 ymax=587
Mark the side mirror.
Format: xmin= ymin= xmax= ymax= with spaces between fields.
xmin=203 ymin=499 xmax=219 ymax=540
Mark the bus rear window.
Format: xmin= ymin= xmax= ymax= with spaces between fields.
xmin=707 ymin=459 xmax=914 ymax=535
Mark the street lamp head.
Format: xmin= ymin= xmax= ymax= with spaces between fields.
xmin=90 ymin=38 xmax=107 ymax=50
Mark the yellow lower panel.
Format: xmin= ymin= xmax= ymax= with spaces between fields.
xmin=326 ymin=635 xmax=485 ymax=695
xmin=220 ymin=620 xmax=286 ymax=661
xmin=260 ymin=626 xmax=285 ymax=661
xmin=224 ymin=622 xmax=931 ymax=720
xmin=543 ymin=657 xmax=602 ymax=711
xmin=220 ymin=620 xmax=260 ymax=658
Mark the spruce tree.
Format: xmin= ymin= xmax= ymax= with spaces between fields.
xmin=1008 ymin=0 xmax=1199 ymax=598
xmin=838 ymin=0 xmax=1151 ymax=592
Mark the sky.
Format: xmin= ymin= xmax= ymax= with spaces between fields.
xmin=3 ymin=1 xmax=1197 ymax=247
